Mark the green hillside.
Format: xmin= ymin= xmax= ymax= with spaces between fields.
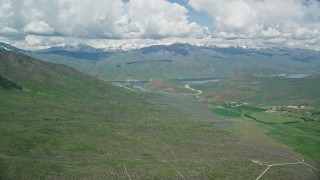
xmin=0 ymin=50 xmax=319 ymax=179
xmin=0 ymin=50 xmax=132 ymax=100
xmin=145 ymin=76 xmax=191 ymax=93
xmin=0 ymin=50 xmax=155 ymax=178
xmin=194 ymin=75 xmax=320 ymax=105
xmin=0 ymin=75 xmax=22 ymax=90
xmin=25 ymin=52 xmax=95 ymax=72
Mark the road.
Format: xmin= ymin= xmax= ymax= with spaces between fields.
xmin=252 ymin=159 xmax=320 ymax=180
xmin=185 ymin=84 xmax=203 ymax=98
xmin=113 ymin=83 xmax=135 ymax=91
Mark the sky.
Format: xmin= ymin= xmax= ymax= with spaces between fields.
xmin=0 ymin=0 xmax=320 ymax=50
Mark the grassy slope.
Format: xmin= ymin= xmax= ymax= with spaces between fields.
xmin=0 ymin=75 xmax=22 ymax=90
xmin=195 ymin=75 xmax=320 ymax=105
xmin=0 ymin=50 xmax=318 ymax=179
xmin=25 ymin=52 xmax=95 ymax=73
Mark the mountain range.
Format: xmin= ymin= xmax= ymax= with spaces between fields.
xmin=1 ymin=42 xmax=320 ymax=81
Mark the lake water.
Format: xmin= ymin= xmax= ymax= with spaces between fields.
xmin=286 ymin=74 xmax=309 ymax=78
xmin=180 ymin=78 xmax=223 ymax=85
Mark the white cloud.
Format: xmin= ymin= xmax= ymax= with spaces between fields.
xmin=292 ymin=27 xmax=320 ymax=40
xmin=0 ymin=0 xmax=14 ymax=20
xmin=119 ymin=0 xmax=208 ymax=39
xmin=0 ymin=0 xmax=207 ymax=41
xmin=23 ymin=21 xmax=55 ymax=36
xmin=261 ymin=28 xmax=281 ymax=39
xmin=0 ymin=0 xmax=319 ymax=50
xmin=0 ymin=26 xmax=20 ymax=37
xmin=25 ymin=35 xmax=66 ymax=47
xmin=189 ymin=0 xmax=320 ymax=49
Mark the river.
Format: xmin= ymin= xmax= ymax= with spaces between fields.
xmin=110 ymin=77 xmax=224 ymax=91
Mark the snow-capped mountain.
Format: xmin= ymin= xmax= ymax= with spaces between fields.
xmin=37 ymin=43 xmax=105 ymax=53
xmin=0 ymin=42 xmax=26 ymax=52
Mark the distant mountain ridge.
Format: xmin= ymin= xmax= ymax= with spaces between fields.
xmin=37 ymin=43 xmax=105 ymax=53
xmin=2 ymin=42 xmax=320 ymax=81
xmin=33 ymin=43 xmax=114 ymax=61
xmin=0 ymin=42 xmax=27 ymax=52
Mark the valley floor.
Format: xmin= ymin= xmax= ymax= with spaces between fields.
xmin=1 ymin=88 xmax=319 ymax=179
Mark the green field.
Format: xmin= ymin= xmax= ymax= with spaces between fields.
xmin=211 ymin=103 xmax=320 ymax=161
xmin=249 ymin=112 xmax=302 ymax=124
xmin=212 ymin=108 xmax=242 ymax=118
xmin=207 ymin=101 xmax=319 ymax=162
xmin=209 ymin=101 xmax=320 ymax=161
xmin=236 ymin=105 xmax=265 ymax=113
